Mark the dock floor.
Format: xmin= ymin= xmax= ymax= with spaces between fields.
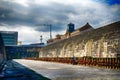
xmin=0 ymin=60 xmax=50 ymax=80
xmin=14 ymin=59 xmax=120 ymax=80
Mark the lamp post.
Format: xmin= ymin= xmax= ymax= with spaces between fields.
xmin=40 ymin=35 xmax=43 ymax=43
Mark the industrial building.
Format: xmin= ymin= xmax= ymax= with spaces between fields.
xmin=47 ymin=22 xmax=94 ymax=44
xmin=0 ymin=31 xmax=18 ymax=46
xmin=5 ymin=45 xmax=42 ymax=60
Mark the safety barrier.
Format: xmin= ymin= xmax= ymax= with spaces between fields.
xmin=24 ymin=57 xmax=120 ymax=69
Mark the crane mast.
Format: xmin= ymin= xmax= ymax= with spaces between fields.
xmin=36 ymin=24 xmax=52 ymax=43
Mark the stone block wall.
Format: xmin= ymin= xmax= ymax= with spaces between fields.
xmin=39 ymin=21 xmax=120 ymax=58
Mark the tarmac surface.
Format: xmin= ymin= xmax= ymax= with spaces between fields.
xmin=13 ymin=59 xmax=120 ymax=80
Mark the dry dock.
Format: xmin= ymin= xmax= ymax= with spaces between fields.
xmin=14 ymin=59 xmax=120 ymax=80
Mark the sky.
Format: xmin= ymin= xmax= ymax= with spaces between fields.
xmin=0 ymin=0 xmax=120 ymax=44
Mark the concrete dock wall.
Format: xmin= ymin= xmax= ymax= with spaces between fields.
xmin=39 ymin=21 xmax=120 ymax=58
xmin=0 ymin=34 xmax=6 ymax=72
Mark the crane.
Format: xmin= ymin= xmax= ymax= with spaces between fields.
xmin=36 ymin=24 xmax=52 ymax=40
xmin=43 ymin=24 xmax=52 ymax=39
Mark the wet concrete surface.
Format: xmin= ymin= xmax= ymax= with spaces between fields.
xmin=14 ymin=59 xmax=120 ymax=80
xmin=0 ymin=60 xmax=50 ymax=80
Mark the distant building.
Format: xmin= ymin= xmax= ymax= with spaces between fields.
xmin=18 ymin=41 xmax=22 ymax=45
xmin=65 ymin=23 xmax=75 ymax=38
xmin=67 ymin=23 xmax=75 ymax=33
xmin=71 ymin=22 xmax=93 ymax=37
xmin=0 ymin=31 xmax=18 ymax=46
xmin=5 ymin=45 xmax=42 ymax=60
xmin=65 ymin=22 xmax=93 ymax=38
xmin=30 ymin=42 xmax=46 ymax=47
xmin=53 ymin=34 xmax=61 ymax=42
xmin=47 ymin=22 xmax=94 ymax=44
xmin=47 ymin=39 xmax=54 ymax=44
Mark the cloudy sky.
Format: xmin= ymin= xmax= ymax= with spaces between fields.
xmin=0 ymin=0 xmax=120 ymax=44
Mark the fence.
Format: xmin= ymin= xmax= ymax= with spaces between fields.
xmin=25 ymin=57 xmax=120 ymax=69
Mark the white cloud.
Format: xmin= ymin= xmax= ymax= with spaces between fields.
xmin=0 ymin=0 xmax=120 ymax=44
xmin=12 ymin=0 xmax=29 ymax=7
xmin=0 ymin=25 xmax=59 ymax=44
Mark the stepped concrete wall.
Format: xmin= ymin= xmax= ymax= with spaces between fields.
xmin=0 ymin=34 xmax=6 ymax=72
xmin=39 ymin=21 xmax=120 ymax=58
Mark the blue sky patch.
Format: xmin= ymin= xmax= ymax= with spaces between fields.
xmin=95 ymin=0 xmax=120 ymax=5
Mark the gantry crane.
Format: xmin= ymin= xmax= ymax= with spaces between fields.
xmin=42 ymin=24 xmax=52 ymax=39
xmin=36 ymin=24 xmax=52 ymax=43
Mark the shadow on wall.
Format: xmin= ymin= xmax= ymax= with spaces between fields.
xmin=0 ymin=33 xmax=6 ymax=73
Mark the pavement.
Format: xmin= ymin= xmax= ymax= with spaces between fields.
xmin=0 ymin=60 xmax=50 ymax=80
xmin=14 ymin=59 xmax=120 ymax=80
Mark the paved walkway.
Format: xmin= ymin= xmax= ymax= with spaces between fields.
xmin=14 ymin=59 xmax=120 ymax=80
xmin=0 ymin=60 xmax=50 ymax=80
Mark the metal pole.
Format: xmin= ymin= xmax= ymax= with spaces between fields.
xmin=40 ymin=35 xmax=42 ymax=43
xmin=50 ymin=24 xmax=52 ymax=39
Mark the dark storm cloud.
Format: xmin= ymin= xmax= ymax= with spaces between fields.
xmin=0 ymin=0 xmax=34 ymax=26
xmin=0 ymin=0 xmax=76 ymax=32
xmin=0 ymin=0 xmax=120 ymax=32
